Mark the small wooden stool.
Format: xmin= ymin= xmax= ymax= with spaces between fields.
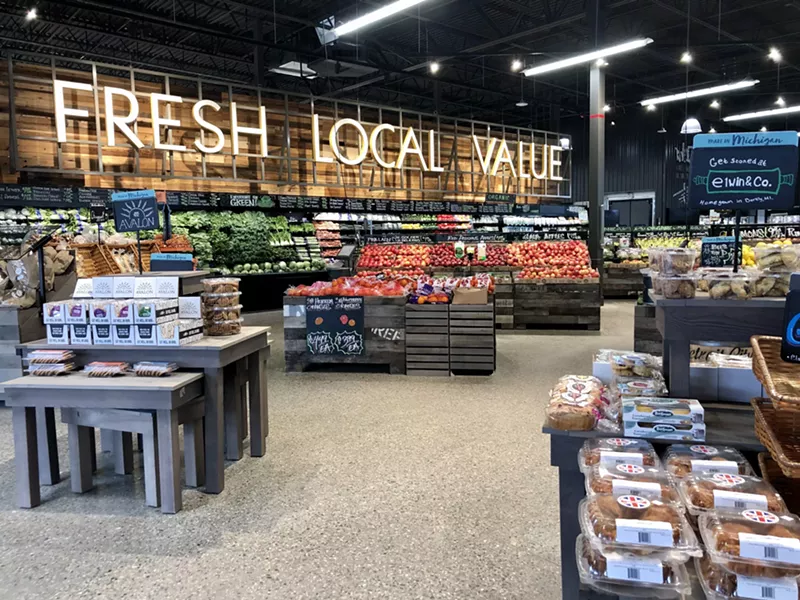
xmin=61 ymin=398 xmax=205 ymax=513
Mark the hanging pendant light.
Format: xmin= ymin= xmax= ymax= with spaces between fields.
xmin=680 ymin=118 xmax=702 ymax=134
xmin=516 ymin=76 xmax=528 ymax=107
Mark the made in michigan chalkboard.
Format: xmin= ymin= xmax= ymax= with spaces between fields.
xmin=306 ymin=296 xmax=364 ymax=356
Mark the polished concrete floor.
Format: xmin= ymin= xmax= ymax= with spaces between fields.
xmin=0 ymin=301 xmax=636 ymax=600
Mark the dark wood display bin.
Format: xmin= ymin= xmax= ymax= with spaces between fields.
xmin=602 ymin=263 xmax=644 ymax=298
xmin=513 ymin=278 xmax=601 ymax=330
xmin=633 ymin=303 xmax=662 ymax=355
xmin=283 ymin=296 xmax=406 ymax=374
xmin=493 ymin=273 xmax=514 ymax=330
xmin=449 ymin=304 xmax=495 ymax=375
xmin=405 ymin=304 xmax=450 ymax=377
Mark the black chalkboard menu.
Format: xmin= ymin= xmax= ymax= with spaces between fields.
xmin=701 ymin=236 xmax=737 ymax=267
xmin=365 ymin=233 xmax=433 ymax=245
xmin=435 ymin=232 xmax=505 ymax=243
xmin=485 ymin=192 xmax=516 ymax=203
xmin=306 ymin=296 xmax=364 ymax=356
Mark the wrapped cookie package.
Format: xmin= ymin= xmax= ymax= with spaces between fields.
xmin=610 ymin=352 xmax=661 ymax=378
xmin=134 ymin=361 xmax=177 ymax=377
xmin=696 ymin=553 xmax=800 ymax=600
xmin=584 ymin=463 xmax=681 ymax=506
xmin=578 ymin=438 xmax=660 ymax=472
xmin=84 ymin=361 xmax=130 ymax=377
xmin=754 ymin=244 xmax=800 ymax=272
xmin=664 ymin=444 xmax=755 ymax=479
xmin=678 ymin=473 xmax=788 ymax=518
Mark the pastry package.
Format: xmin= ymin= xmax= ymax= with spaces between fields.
xmin=610 ymin=352 xmax=661 ymax=378
xmin=27 ymin=349 xmax=75 ymax=364
xmin=707 ymin=272 xmax=754 ymax=300
xmin=623 ymin=420 xmax=706 ymax=443
xmin=134 ymin=361 xmax=177 ymax=377
xmin=755 ymin=245 xmax=800 ymax=272
xmin=204 ymin=318 xmax=243 ymax=337
xmin=678 ymin=473 xmax=788 ymax=517
xmin=622 ymin=397 xmax=703 ymax=424
xmin=576 ymin=535 xmax=692 ymax=599
xmin=709 ymin=353 xmax=753 ymax=369
xmin=699 ymin=509 xmax=800 ymax=578
xmin=697 ymin=268 xmax=734 ymax=292
xmin=664 ymin=444 xmax=755 ymax=479
xmin=697 ymin=554 xmax=800 ymax=600
xmin=201 ymin=291 xmax=242 ymax=307
xmin=202 ymin=304 xmax=242 ymax=324
xmin=585 ymin=463 xmax=680 ymax=505
xmin=579 ymin=495 xmax=701 ymax=559
xmin=752 ymin=271 xmax=792 ymax=298
xmin=28 ymin=362 xmax=75 ymax=376
xmin=660 ymin=248 xmax=696 ymax=275
xmin=42 ymin=302 xmax=65 ymax=324
xmin=84 ymin=361 xmax=130 ymax=377
xmin=545 ymin=375 xmax=609 ymax=431
xmin=648 ymin=248 xmax=663 ymax=273
xmin=612 ymin=374 xmax=668 ymax=398
xmin=202 ymin=277 xmax=240 ymax=294
xmin=652 ymin=273 xmax=664 ymax=295
xmin=579 ymin=438 xmax=660 ymax=471
xmin=134 ymin=299 xmax=180 ymax=325
xmin=659 ymin=274 xmax=697 ymax=299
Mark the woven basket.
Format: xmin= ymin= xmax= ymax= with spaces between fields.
xmin=72 ymin=243 xmax=119 ymax=277
xmin=751 ymin=335 xmax=800 ymax=411
xmin=758 ymin=452 xmax=800 ymax=514
xmin=752 ymin=397 xmax=800 ymax=478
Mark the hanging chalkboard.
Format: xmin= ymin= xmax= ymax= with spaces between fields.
xmin=306 ymin=296 xmax=364 ymax=356
xmin=111 ymin=190 xmax=159 ymax=232
xmin=701 ymin=236 xmax=737 ymax=267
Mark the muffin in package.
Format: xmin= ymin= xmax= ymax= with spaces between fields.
xmin=580 ymin=495 xmax=701 ymax=560
xmin=585 ymin=463 xmax=680 ymax=505
xmin=696 ymin=554 xmax=800 ymax=600
xmin=699 ymin=509 xmax=800 ymax=578
xmin=579 ymin=438 xmax=660 ymax=472
xmin=678 ymin=473 xmax=788 ymax=517
xmin=577 ymin=534 xmax=692 ymax=599
xmin=610 ymin=352 xmax=661 ymax=378
xmin=664 ymin=444 xmax=755 ymax=479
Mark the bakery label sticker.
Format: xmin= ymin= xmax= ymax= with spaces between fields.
xmin=605 ymin=555 xmax=663 ymax=585
xmin=690 ymin=445 xmax=719 ymax=455
xmin=615 ymin=518 xmax=674 ymax=547
xmin=615 ymin=464 xmax=645 ymax=475
xmin=713 ymin=490 xmax=769 ymax=510
xmin=600 ymin=451 xmax=644 ymax=468
xmin=739 ymin=532 xmax=800 ymax=564
xmin=712 ymin=473 xmax=746 ymax=486
xmin=690 ymin=459 xmax=739 ymax=474
xmin=742 ymin=510 xmax=781 ymax=524
xmin=612 ymin=479 xmax=662 ymax=501
xmin=737 ymin=575 xmax=798 ymax=600
xmin=603 ymin=438 xmax=635 ymax=447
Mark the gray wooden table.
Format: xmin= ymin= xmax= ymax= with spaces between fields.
xmin=4 ymin=372 xmax=204 ymax=511
xmin=19 ymin=326 xmax=270 ymax=494
xmin=653 ymin=294 xmax=785 ymax=396
xmin=544 ymin=403 xmax=763 ymax=600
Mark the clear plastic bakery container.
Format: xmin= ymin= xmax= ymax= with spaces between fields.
xmin=706 ymin=272 xmax=754 ymax=300
xmin=659 ymin=274 xmax=697 ymax=299
xmin=677 ymin=473 xmax=788 ymax=518
xmin=202 ymin=304 xmax=243 ymax=323
xmin=27 ymin=349 xmax=75 ymax=364
xmin=579 ymin=438 xmax=660 ymax=472
xmin=585 ymin=463 xmax=681 ymax=506
xmin=612 ymin=374 xmax=668 ymax=398
xmin=751 ymin=270 xmax=792 ymax=298
xmin=201 ymin=291 xmax=242 ymax=307
xmin=648 ymin=248 xmax=664 ymax=272
xmin=204 ymin=318 xmax=243 ymax=336
xmin=202 ymin=277 xmax=241 ymax=294
xmin=661 ymin=248 xmax=697 ymax=275
xmin=652 ymin=273 xmax=664 ymax=295
xmin=697 ymin=267 xmax=734 ymax=292
xmin=699 ymin=509 xmax=800 ymax=578
xmin=664 ymin=444 xmax=755 ymax=479
xmin=579 ymin=495 xmax=702 ymax=560
xmin=610 ymin=351 xmax=661 ymax=378
xmin=696 ymin=553 xmax=800 ymax=600
xmin=576 ymin=534 xmax=692 ymax=598
xmin=755 ymin=245 xmax=800 ymax=272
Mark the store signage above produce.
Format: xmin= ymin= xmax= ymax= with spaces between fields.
xmin=711 ymin=223 xmax=800 ymax=240
xmin=689 ymin=132 xmax=799 ymax=211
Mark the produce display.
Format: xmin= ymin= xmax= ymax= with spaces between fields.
xmin=286 ymin=276 xmax=412 ymax=297
xmin=408 ymin=274 xmax=494 ymax=304
xmin=508 ymin=240 xmax=590 ymax=267
xmin=356 ymin=244 xmax=432 ymax=269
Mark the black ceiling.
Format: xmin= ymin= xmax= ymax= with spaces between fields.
xmin=1 ymin=0 xmax=799 ymax=132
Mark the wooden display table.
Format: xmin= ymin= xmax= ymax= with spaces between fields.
xmin=19 ymin=326 xmax=270 ymax=495
xmin=5 ymin=372 xmax=204 ymax=512
xmin=653 ymin=295 xmax=785 ymax=396
xmin=543 ymin=404 xmax=763 ymax=600
xmin=514 ymin=278 xmax=601 ymax=330
xmin=602 ymin=264 xmax=644 ymax=298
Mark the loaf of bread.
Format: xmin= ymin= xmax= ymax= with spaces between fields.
xmin=545 ymin=375 xmax=607 ymax=431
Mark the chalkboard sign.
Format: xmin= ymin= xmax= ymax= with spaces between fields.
xmin=689 ymin=132 xmax=799 ymax=211
xmin=306 ymin=296 xmax=364 ymax=356
xmin=111 ymin=190 xmax=159 ymax=232
xmin=701 ymin=236 xmax=737 ymax=267
xmin=485 ymin=192 xmax=516 ymax=203
xmin=782 ymin=284 xmax=800 ymax=362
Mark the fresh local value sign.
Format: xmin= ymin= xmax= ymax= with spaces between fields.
xmin=53 ymin=79 xmax=565 ymax=182
xmin=689 ymin=131 xmax=799 ymax=210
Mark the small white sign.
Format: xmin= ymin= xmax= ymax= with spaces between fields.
xmin=72 ymin=278 xmax=94 ymax=298
xmin=113 ymin=276 xmax=136 ymax=298
xmin=738 ymin=575 xmax=798 ymax=600
xmin=612 ymin=479 xmax=662 ymax=500
xmin=713 ymin=490 xmax=769 ymax=510
xmin=134 ymin=277 xmax=157 ymax=298
xmin=690 ymin=459 xmax=739 ymax=474
xmin=605 ymin=555 xmax=663 ymax=584
xmin=92 ymin=277 xmax=114 ymax=299
xmin=600 ymin=451 xmax=644 ymax=468
xmin=739 ymin=533 xmax=800 ymax=565
xmin=156 ymin=276 xmax=179 ymax=298
xmin=615 ymin=519 xmax=674 ymax=547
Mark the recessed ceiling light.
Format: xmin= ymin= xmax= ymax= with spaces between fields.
xmin=709 ymin=126 xmax=717 ymax=133
xmin=25 ymin=7 xmax=37 ymax=20
xmin=515 ymin=100 xmax=528 ymax=107
xmin=760 ymin=126 xmax=768 ymax=132
xmin=776 ymin=96 xmax=786 ymax=107
xmin=511 ymin=59 xmax=523 ymax=72
xmin=646 ymin=104 xmax=656 ymax=112
xmin=429 ymin=61 xmax=440 ymax=74
xmin=603 ymin=104 xmax=611 ymax=113
xmin=769 ymin=47 xmax=782 ymax=63
xmin=710 ymin=99 xmax=720 ymax=109
xmin=680 ymin=51 xmax=693 ymax=64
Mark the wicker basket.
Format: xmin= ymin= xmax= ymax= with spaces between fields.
xmin=759 ymin=452 xmax=800 ymax=514
xmin=751 ymin=335 xmax=800 ymax=411
xmin=72 ymin=243 xmax=119 ymax=277
xmin=752 ymin=397 xmax=800 ymax=478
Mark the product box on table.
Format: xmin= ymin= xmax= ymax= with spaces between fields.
xmin=92 ymin=324 xmax=113 ymax=345
xmin=89 ymin=300 xmax=113 ymax=324
xmin=155 ymin=276 xmax=180 ymax=298
xmin=111 ymin=300 xmax=135 ymax=325
xmin=92 ymin=276 xmax=114 ymax=299
xmin=622 ymin=397 xmax=704 ymax=424
xmin=178 ymin=296 xmax=202 ymax=320
xmin=134 ymin=277 xmax=157 ymax=298
xmin=43 ymin=302 xmax=65 ymax=324
xmin=112 ymin=324 xmax=135 ymax=346
xmin=70 ymin=323 xmax=92 ymax=345
xmin=72 ymin=278 xmax=93 ymax=298
xmin=64 ymin=300 xmax=89 ymax=324
xmin=47 ymin=323 xmax=69 ymax=344
xmin=113 ymin=276 xmax=136 ymax=298
xmin=157 ymin=319 xmax=203 ymax=346
xmin=624 ymin=420 xmax=706 ymax=442
xmin=134 ymin=298 xmax=179 ymax=325
xmin=134 ymin=324 xmax=157 ymax=346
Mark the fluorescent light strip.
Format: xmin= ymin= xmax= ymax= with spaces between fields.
xmin=640 ymin=80 xmax=759 ymax=106
xmin=334 ymin=0 xmax=430 ymax=36
xmin=522 ymin=38 xmax=652 ymax=77
xmin=723 ymin=105 xmax=800 ymax=122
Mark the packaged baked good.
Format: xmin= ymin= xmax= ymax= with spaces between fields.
xmin=660 ymin=274 xmax=697 ymax=299
xmin=651 ymin=273 xmax=664 ymax=295
xmin=580 ymin=495 xmax=701 ymax=559
xmin=661 ymin=248 xmax=696 ymax=275
xmin=84 ymin=361 xmax=130 ymax=377
xmin=708 ymin=353 xmax=753 ymax=369
xmin=613 ymin=374 xmax=668 ymax=398
xmin=545 ymin=397 xmax=601 ymax=431
xmin=27 ymin=349 xmax=75 ymax=364
xmin=699 ymin=509 xmax=800 ymax=578
xmin=202 ymin=277 xmax=240 ymax=294
xmin=28 ymin=362 xmax=75 ymax=376
xmin=678 ymin=473 xmax=787 ymax=518
xmin=752 ymin=271 xmax=792 ymax=298
xmin=697 ymin=268 xmax=734 ymax=292
xmin=708 ymin=272 xmax=754 ymax=300
xmin=755 ymin=245 xmax=800 ymax=272
xmin=579 ymin=438 xmax=660 ymax=471
xmin=648 ymin=248 xmax=663 ymax=273
xmin=201 ymin=291 xmax=242 ymax=307
xmin=664 ymin=444 xmax=755 ymax=479
xmin=134 ymin=361 xmax=177 ymax=377
xmin=585 ymin=463 xmax=680 ymax=505
xmin=610 ymin=352 xmax=661 ymax=378
xmin=624 ymin=420 xmax=706 ymax=443
xmin=622 ymin=397 xmax=703 ymax=423
xmin=577 ymin=534 xmax=692 ymax=599
xmin=205 ymin=318 xmax=243 ymax=336
xmin=202 ymin=304 xmax=242 ymax=324
xmin=696 ymin=553 xmax=800 ymax=600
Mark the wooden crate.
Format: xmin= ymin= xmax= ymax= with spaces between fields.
xmin=449 ymin=303 xmax=495 ymax=374
xmin=513 ymin=279 xmax=601 ymax=330
xmin=603 ymin=264 xmax=644 ymax=299
xmin=634 ymin=303 xmax=662 ymax=355
xmin=283 ymin=296 xmax=406 ymax=374
xmin=493 ymin=274 xmax=515 ymax=329
xmin=406 ymin=304 xmax=450 ymax=377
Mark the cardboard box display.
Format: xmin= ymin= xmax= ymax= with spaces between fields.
xmin=134 ymin=298 xmax=179 ymax=324
xmin=43 ymin=302 xmax=66 ymax=324
xmin=452 ymin=287 xmax=489 ymax=305
xmin=156 ymin=276 xmax=180 ymax=298
xmin=113 ymin=276 xmax=136 ymax=298
xmin=134 ymin=324 xmax=157 ymax=346
xmin=157 ymin=319 xmax=203 ymax=346
xmin=92 ymin=324 xmax=114 ymax=345
xmin=89 ymin=300 xmax=113 ymax=324
xmin=622 ymin=397 xmax=704 ymax=424
xmin=111 ymin=300 xmax=135 ymax=325
xmin=92 ymin=277 xmax=114 ymax=299
xmin=178 ymin=296 xmax=202 ymax=320
xmin=70 ymin=324 xmax=93 ymax=345
xmin=623 ymin=420 xmax=706 ymax=442
xmin=64 ymin=300 xmax=89 ymax=324
xmin=134 ymin=277 xmax=157 ymax=298
xmin=72 ymin=278 xmax=94 ymax=298
xmin=112 ymin=324 xmax=135 ymax=346
xmin=47 ymin=324 xmax=69 ymax=344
